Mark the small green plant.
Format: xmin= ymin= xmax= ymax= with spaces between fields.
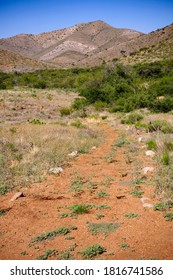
xmin=20 ymin=251 xmax=28 ymax=255
xmin=153 ymin=201 xmax=173 ymax=211
xmin=71 ymin=119 xmax=86 ymax=128
xmin=37 ymin=249 xmax=57 ymax=260
xmin=30 ymin=226 xmax=71 ymax=244
xmin=78 ymin=149 xmax=87 ymax=154
xmin=101 ymin=115 xmax=108 ymax=120
xmin=60 ymin=212 xmax=69 ymax=218
xmin=59 ymin=251 xmax=73 ymax=260
xmin=88 ymin=222 xmax=120 ymax=236
xmin=96 ymin=213 xmax=105 ymax=220
xmin=114 ymin=138 xmax=125 ymax=147
xmin=69 ymin=180 xmax=83 ymax=193
xmin=56 ymin=206 xmax=63 ymax=211
xmin=65 ymin=236 xmax=75 ymax=240
xmin=161 ymin=152 xmax=170 ymax=165
xmin=60 ymin=107 xmax=71 ymax=117
xmin=130 ymin=189 xmax=144 ymax=198
xmin=80 ymin=244 xmax=106 ymax=259
xmin=68 ymin=204 xmax=92 ymax=215
xmin=96 ymin=204 xmax=111 ymax=210
xmin=0 ymin=209 xmax=7 ymax=216
xmin=10 ymin=127 xmax=17 ymax=133
xmin=124 ymin=213 xmax=138 ymax=218
xmin=132 ymin=177 xmax=146 ymax=185
xmin=28 ymin=119 xmax=45 ymax=125
xmin=46 ymin=93 xmax=53 ymax=100
xmin=146 ymin=140 xmax=157 ymax=150
xmin=58 ymin=243 xmax=77 ymax=260
xmin=164 ymin=212 xmax=173 ymax=221
xmin=97 ymin=191 xmax=109 ymax=197
xmin=119 ymin=243 xmax=129 ymax=250
xmin=0 ymin=184 xmax=12 ymax=195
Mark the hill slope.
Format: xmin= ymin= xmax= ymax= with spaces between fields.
xmin=0 ymin=49 xmax=46 ymax=72
xmin=0 ymin=21 xmax=173 ymax=69
xmin=0 ymin=20 xmax=142 ymax=68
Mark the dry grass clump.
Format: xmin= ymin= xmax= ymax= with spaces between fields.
xmin=147 ymin=132 xmax=173 ymax=199
xmin=0 ymin=122 xmax=101 ymax=194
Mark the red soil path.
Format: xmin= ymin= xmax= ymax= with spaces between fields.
xmin=0 ymin=122 xmax=172 ymax=260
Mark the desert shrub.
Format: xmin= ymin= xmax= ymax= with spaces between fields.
xmin=146 ymin=140 xmax=157 ymax=150
xmin=71 ymin=98 xmax=88 ymax=110
xmin=153 ymin=201 xmax=173 ymax=211
xmin=88 ymin=222 xmax=120 ymax=236
xmin=161 ymin=152 xmax=171 ymax=165
xmin=164 ymin=141 xmax=173 ymax=151
xmin=68 ymin=204 xmax=92 ymax=214
xmin=149 ymin=97 xmax=173 ymax=113
xmin=121 ymin=112 xmax=143 ymax=124
xmin=71 ymin=119 xmax=86 ymax=128
xmin=80 ymin=244 xmax=106 ymax=259
xmin=94 ymin=101 xmax=108 ymax=111
xmin=31 ymin=226 xmax=71 ymax=243
xmin=60 ymin=107 xmax=71 ymax=117
xmin=147 ymin=120 xmax=173 ymax=133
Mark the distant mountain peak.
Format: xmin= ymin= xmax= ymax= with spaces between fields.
xmin=0 ymin=20 xmax=172 ymax=71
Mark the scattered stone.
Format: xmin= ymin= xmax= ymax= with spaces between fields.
xmin=10 ymin=192 xmax=23 ymax=202
xmin=140 ymin=197 xmax=153 ymax=208
xmin=140 ymin=197 xmax=149 ymax=203
xmin=91 ymin=146 xmax=97 ymax=150
xmin=142 ymin=167 xmax=154 ymax=175
xmin=116 ymin=195 xmax=126 ymax=199
xmin=122 ymin=172 xmax=128 ymax=177
xmin=143 ymin=203 xmax=153 ymax=208
xmin=48 ymin=167 xmax=63 ymax=175
xmin=145 ymin=150 xmax=155 ymax=157
xmin=138 ymin=137 xmax=145 ymax=142
xmin=68 ymin=151 xmax=78 ymax=157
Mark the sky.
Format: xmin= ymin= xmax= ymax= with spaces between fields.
xmin=0 ymin=0 xmax=173 ymax=38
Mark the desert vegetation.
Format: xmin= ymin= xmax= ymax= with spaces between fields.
xmin=0 ymin=59 xmax=173 ymax=113
xmin=0 ymin=114 xmax=102 ymax=195
xmin=0 ymin=57 xmax=173 ymax=260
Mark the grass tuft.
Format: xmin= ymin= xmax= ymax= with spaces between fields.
xmin=80 ymin=244 xmax=106 ymax=259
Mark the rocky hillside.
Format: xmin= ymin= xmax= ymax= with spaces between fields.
xmin=0 ymin=20 xmax=173 ymax=70
xmin=0 ymin=49 xmax=46 ymax=72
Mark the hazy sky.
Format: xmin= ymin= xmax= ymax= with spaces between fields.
xmin=0 ymin=0 xmax=173 ymax=38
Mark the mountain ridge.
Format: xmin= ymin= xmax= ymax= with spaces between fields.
xmin=0 ymin=20 xmax=172 ymax=71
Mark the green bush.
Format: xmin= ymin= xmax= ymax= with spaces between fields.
xmin=146 ymin=140 xmax=157 ymax=150
xmin=161 ymin=152 xmax=171 ymax=165
xmin=71 ymin=98 xmax=87 ymax=110
xmin=153 ymin=201 xmax=173 ymax=211
xmin=94 ymin=101 xmax=108 ymax=111
xmin=147 ymin=120 xmax=173 ymax=133
xmin=60 ymin=107 xmax=71 ymax=117
xmin=121 ymin=113 xmax=143 ymax=124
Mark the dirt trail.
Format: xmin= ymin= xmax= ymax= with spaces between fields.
xmin=0 ymin=122 xmax=172 ymax=260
